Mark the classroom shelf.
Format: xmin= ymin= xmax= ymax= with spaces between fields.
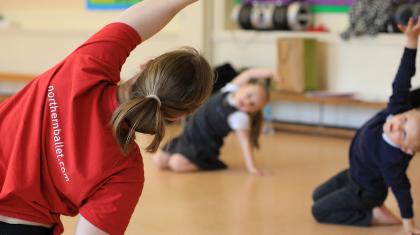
xmin=213 ymin=1 xmax=405 ymax=46
xmin=268 ymin=91 xmax=386 ymax=136
xmin=272 ymin=121 xmax=356 ymax=139
xmin=0 ymin=72 xmax=34 ymax=103
xmin=270 ymin=91 xmax=387 ymax=109
xmin=213 ymin=29 xmax=406 ymax=46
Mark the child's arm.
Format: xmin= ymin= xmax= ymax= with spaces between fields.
xmin=75 ymin=216 xmax=108 ymax=235
xmin=381 ymin=154 xmax=419 ymax=235
xmin=388 ymin=175 xmax=419 ymax=235
xmin=230 ymin=68 xmax=280 ymax=87
xmin=388 ymin=18 xmax=420 ymax=110
xmin=114 ymin=0 xmax=198 ymax=41
xmin=399 ymin=17 xmax=420 ymax=49
xmin=235 ymin=129 xmax=263 ymax=175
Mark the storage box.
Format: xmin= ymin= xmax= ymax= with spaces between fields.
xmin=276 ymin=38 xmax=319 ymax=93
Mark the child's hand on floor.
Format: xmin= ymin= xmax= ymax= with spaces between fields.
xmin=403 ymin=218 xmax=420 ymax=235
xmin=248 ymin=167 xmax=265 ymax=176
xmin=398 ymin=17 xmax=420 ymax=49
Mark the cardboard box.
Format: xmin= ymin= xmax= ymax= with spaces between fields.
xmin=276 ymin=38 xmax=319 ymax=93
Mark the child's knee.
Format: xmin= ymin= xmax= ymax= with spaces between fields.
xmin=168 ymin=156 xmax=187 ymax=172
xmin=153 ymin=151 xmax=170 ymax=169
xmin=311 ymin=203 xmax=327 ymax=223
xmin=168 ymin=154 xmax=197 ymax=172
xmin=312 ymin=187 xmax=322 ymax=202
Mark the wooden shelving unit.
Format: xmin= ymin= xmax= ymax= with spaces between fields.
xmin=0 ymin=72 xmax=34 ymax=103
xmin=213 ymin=30 xmax=406 ymax=47
xmin=270 ymin=91 xmax=387 ymax=109
xmin=213 ymin=1 xmax=405 ymax=46
xmin=272 ymin=122 xmax=356 ymax=139
xmin=268 ymin=91 xmax=386 ymax=138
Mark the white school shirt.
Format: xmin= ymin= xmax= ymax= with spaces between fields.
xmin=221 ymin=83 xmax=250 ymax=131
xmin=382 ymin=115 xmax=400 ymax=149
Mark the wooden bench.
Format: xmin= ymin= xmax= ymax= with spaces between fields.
xmin=270 ymin=92 xmax=387 ymax=109
xmin=269 ymin=91 xmax=387 ymax=138
xmin=0 ymin=72 xmax=34 ymax=103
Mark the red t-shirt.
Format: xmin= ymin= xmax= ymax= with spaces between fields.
xmin=0 ymin=23 xmax=144 ymax=235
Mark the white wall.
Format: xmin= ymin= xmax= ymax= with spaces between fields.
xmin=211 ymin=3 xmax=420 ymax=101
xmin=3 ymin=1 xmax=416 ymax=100
xmin=213 ymin=35 xmax=419 ymax=101
xmin=0 ymin=0 xmax=206 ymax=79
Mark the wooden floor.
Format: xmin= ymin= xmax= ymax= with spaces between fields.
xmin=61 ymin=124 xmax=420 ymax=235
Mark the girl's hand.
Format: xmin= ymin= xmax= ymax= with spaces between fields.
xmin=403 ymin=218 xmax=420 ymax=235
xmin=115 ymin=0 xmax=199 ymax=42
xmin=273 ymin=70 xmax=285 ymax=87
xmin=398 ymin=17 xmax=420 ymax=49
xmin=248 ymin=167 xmax=264 ymax=176
xmin=249 ymin=68 xmax=280 ymax=81
xmin=271 ymin=69 xmax=283 ymax=83
xmin=232 ymin=68 xmax=282 ymax=86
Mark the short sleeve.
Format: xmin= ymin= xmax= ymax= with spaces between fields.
xmin=72 ymin=23 xmax=142 ymax=82
xmin=228 ymin=111 xmax=250 ymax=130
xmin=79 ymin=167 xmax=144 ymax=235
xmin=221 ymin=83 xmax=239 ymax=93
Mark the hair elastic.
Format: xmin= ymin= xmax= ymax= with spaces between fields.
xmin=146 ymin=94 xmax=162 ymax=107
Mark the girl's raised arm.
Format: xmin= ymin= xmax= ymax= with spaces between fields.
xmin=231 ymin=68 xmax=280 ymax=87
xmin=235 ymin=129 xmax=263 ymax=176
xmin=75 ymin=216 xmax=109 ymax=235
xmin=113 ymin=0 xmax=198 ymax=41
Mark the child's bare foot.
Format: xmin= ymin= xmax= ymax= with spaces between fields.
xmin=371 ymin=205 xmax=402 ymax=225
xmin=153 ymin=151 xmax=170 ymax=170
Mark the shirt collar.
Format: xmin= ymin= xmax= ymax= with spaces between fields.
xmin=382 ymin=114 xmax=400 ymax=149
xmin=226 ymin=93 xmax=237 ymax=108
xmin=382 ymin=132 xmax=401 ymax=149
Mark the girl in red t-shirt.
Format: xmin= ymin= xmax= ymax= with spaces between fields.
xmin=0 ymin=0 xmax=212 ymax=234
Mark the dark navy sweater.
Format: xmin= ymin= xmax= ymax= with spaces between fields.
xmin=184 ymin=91 xmax=237 ymax=153
xmin=349 ymin=48 xmax=416 ymax=219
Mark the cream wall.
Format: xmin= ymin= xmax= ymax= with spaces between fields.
xmin=212 ymin=32 xmax=419 ymax=101
xmin=0 ymin=0 xmax=207 ymax=79
xmin=2 ymin=1 xmax=420 ymax=100
xmin=211 ymin=2 xmax=420 ymax=101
